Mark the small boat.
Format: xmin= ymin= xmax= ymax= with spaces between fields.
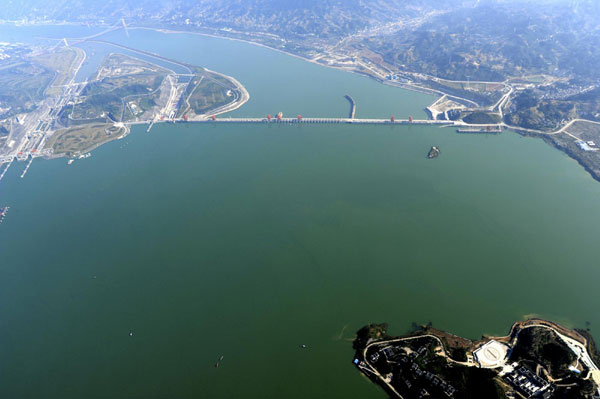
xmin=67 ymin=159 xmax=74 ymax=165
xmin=215 ymin=355 xmax=224 ymax=368
xmin=0 ymin=206 xmax=8 ymax=223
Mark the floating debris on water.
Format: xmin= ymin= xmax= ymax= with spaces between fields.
xmin=0 ymin=206 xmax=8 ymax=224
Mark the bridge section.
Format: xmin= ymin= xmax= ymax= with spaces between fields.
xmin=191 ymin=117 xmax=455 ymax=125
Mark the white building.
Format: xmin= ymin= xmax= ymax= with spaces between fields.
xmin=473 ymin=340 xmax=510 ymax=368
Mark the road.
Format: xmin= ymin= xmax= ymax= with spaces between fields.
xmin=132 ymin=117 xmax=456 ymax=126
xmin=198 ymin=68 xmax=250 ymax=117
xmin=0 ymin=45 xmax=87 ymax=164
xmin=88 ymin=39 xmax=193 ymax=75
xmin=360 ymin=321 xmax=600 ymax=399
xmin=502 ymin=118 xmax=600 ymax=137
xmin=360 ymin=333 xmax=475 ymax=399
xmin=493 ymin=86 xmax=513 ymax=119
xmin=511 ymin=322 xmax=600 ymax=395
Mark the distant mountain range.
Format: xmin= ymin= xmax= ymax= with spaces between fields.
xmin=4 ymin=0 xmax=600 ymax=131
xmin=3 ymin=0 xmax=452 ymax=37
xmin=4 ymin=1 xmax=599 ymax=80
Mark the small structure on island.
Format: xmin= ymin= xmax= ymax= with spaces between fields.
xmin=427 ymin=146 xmax=440 ymax=159
xmin=576 ymin=140 xmax=599 ymax=152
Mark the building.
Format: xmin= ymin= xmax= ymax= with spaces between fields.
xmin=503 ymin=365 xmax=554 ymax=398
xmin=473 ymin=340 xmax=511 ymax=368
xmin=576 ymin=140 xmax=599 ymax=152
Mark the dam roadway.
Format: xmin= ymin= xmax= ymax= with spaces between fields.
xmin=131 ymin=117 xmax=458 ymax=126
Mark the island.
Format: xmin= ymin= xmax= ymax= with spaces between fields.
xmin=427 ymin=146 xmax=440 ymax=159
xmin=352 ymin=319 xmax=600 ymax=399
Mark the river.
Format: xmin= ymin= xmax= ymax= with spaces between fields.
xmin=1 ymin=26 xmax=600 ymax=398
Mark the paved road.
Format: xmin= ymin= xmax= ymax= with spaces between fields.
xmin=360 ymin=333 xmax=475 ymax=399
xmin=512 ymin=322 xmax=600 ymax=395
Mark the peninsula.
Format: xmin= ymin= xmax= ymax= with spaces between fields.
xmin=353 ymin=319 xmax=600 ymax=399
xmin=0 ymin=40 xmax=249 ymax=170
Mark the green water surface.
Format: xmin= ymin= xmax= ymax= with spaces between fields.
xmin=1 ymin=28 xmax=599 ymax=399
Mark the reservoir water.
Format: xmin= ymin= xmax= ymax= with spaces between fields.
xmin=1 ymin=27 xmax=600 ymax=398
